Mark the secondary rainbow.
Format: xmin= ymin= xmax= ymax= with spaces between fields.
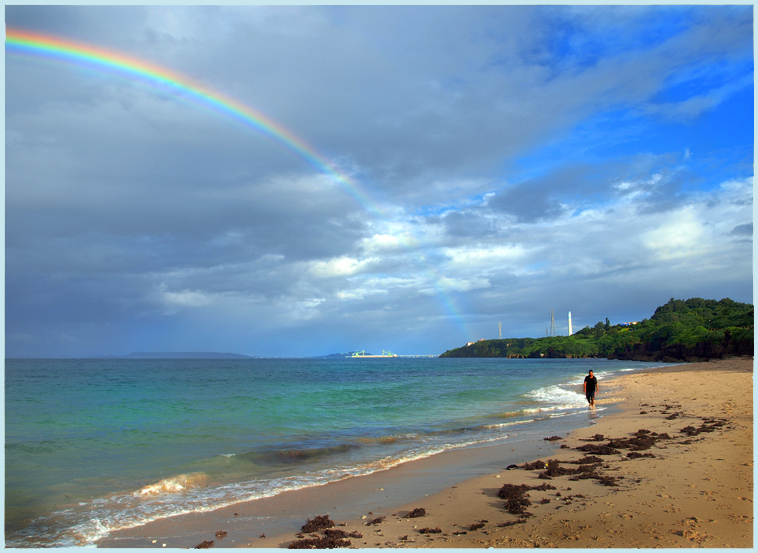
xmin=5 ymin=27 xmax=381 ymax=215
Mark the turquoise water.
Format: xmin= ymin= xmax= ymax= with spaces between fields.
xmin=5 ymin=357 xmax=671 ymax=546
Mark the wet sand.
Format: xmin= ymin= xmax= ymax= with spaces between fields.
xmin=101 ymin=357 xmax=753 ymax=549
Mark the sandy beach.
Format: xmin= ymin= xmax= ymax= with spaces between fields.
xmin=101 ymin=357 xmax=753 ymax=549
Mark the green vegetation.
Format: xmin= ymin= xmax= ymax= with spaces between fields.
xmin=440 ymin=298 xmax=753 ymax=362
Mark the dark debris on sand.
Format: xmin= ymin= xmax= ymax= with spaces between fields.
xmin=540 ymin=459 xmax=597 ymax=478
xmin=194 ymin=540 xmax=214 ymax=549
xmin=288 ymin=535 xmax=352 ymax=549
xmin=499 ymin=519 xmax=528 ymax=528
xmin=289 ymin=516 xmax=362 ymax=549
xmin=300 ymin=514 xmax=335 ymax=534
xmin=469 ymin=521 xmax=486 ymax=531
xmin=497 ymin=482 xmax=556 ymax=515
xmin=607 ymin=429 xmax=662 ymax=451
xmin=575 ymin=443 xmax=621 ymax=455
xmin=627 ymin=451 xmax=655 ymax=459
xmin=476 ymin=410 xmax=738 ymax=538
xmin=572 ymin=455 xmax=605 ymax=464
xmin=497 ymin=483 xmax=533 ymax=515
xmin=522 ymin=430 xmax=678 ymax=491
xmin=325 ymin=529 xmax=363 ymax=539
xmin=522 ymin=459 xmax=548 ymax=470
xmin=537 ymin=459 xmax=620 ymax=486
xmin=404 ymin=507 xmax=427 ymax=518
xmin=574 ymin=428 xmax=675 ymax=455
xmin=681 ymin=418 xmax=728 ymax=436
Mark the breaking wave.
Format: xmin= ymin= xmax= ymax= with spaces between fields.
xmin=136 ymin=472 xmax=209 ymax=496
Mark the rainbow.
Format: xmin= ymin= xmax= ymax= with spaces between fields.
xmin=5 ymin=27 xmax=382 ymax=215
xmin=6 ymin=26 xmax=475 ymax=341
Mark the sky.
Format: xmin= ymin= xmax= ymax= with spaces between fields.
xmin=4 ymin=5 xmax=754 ymax=358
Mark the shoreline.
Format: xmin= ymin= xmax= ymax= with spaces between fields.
xmin=96 ymin=411 xmax=582 ymax=548
xmin=99 ymin=357 xmax=753 ymax=548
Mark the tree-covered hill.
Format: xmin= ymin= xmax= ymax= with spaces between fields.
xmin=440 ymin=298 xmax=753 ymax=362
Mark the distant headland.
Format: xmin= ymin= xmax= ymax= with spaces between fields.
xmin=440 ymin=297 xmax=753 ymax=362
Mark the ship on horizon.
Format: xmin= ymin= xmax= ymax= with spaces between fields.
xmin=348 ymin=349 xmax=398 ymax=358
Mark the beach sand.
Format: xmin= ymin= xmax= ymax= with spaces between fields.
xmin=100 ymin=357 xmax=753 ymax=549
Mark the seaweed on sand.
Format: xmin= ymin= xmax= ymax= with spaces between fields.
xmin=603 ymin=429 xmax=674 ymax=451
xmin=536 ymin=459 xmax=619 ymax=486
xmin=569 ymin=470 xmax=619 ymax=486
xmin=301 ymin=515 xmax=335 ymax=533
xmin=681 ymin=418 xmax=728 ymax=436
xmin=288 ymin=536 xmax=352 ymax=549
xmin=404 ymin=508 xmax=426 ymax=518
xmin=627 ymin=451 xmax=655 ymax=459
xmin=499 ymin=519 xmax=527 ymax=527
xmin=325 ymin=529 xmax=363 ymax=539
xmin=497 ymin=481 xmax=557 ymax=515
xmin=289 ymin=519 xmax=359 ymax=549
xmin=607 ymin=430 xmax=658 ymax=451
xmin=539 ymin=459 xmax=597 ymax=478
xmin=572 ymin=455 xmax=604 ymax=464
xmin=497 ymin=484 xmax=534 ymax=515
xmin=575 ymin=443 xmax=620 ymax=455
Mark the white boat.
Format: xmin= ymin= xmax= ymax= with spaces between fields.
xmin=347 ymin=349 xmax=397 ymax=358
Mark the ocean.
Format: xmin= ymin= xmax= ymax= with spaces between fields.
xmin=5 ymin=356 xmax=673 ymax=547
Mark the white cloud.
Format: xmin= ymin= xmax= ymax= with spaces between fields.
xmin=443 ymin=244 xmax=527 ymax=268
xmin=309 ymin=256 xmax=374 ymax=277
xmin=361 ymin=233 xmax=403 ymax=253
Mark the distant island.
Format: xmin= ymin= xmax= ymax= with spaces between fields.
xmin=123 ymin=352 xmax=254 ymax=359
xmin=440 ymin=297 xmax=753 ymax=362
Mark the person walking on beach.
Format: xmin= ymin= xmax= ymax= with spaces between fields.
xmin=584 ymin=370 xmax=598 ymax=409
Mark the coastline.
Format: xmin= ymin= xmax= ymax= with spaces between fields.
xmin=99 ymin=357 xmax=753 ymax=549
